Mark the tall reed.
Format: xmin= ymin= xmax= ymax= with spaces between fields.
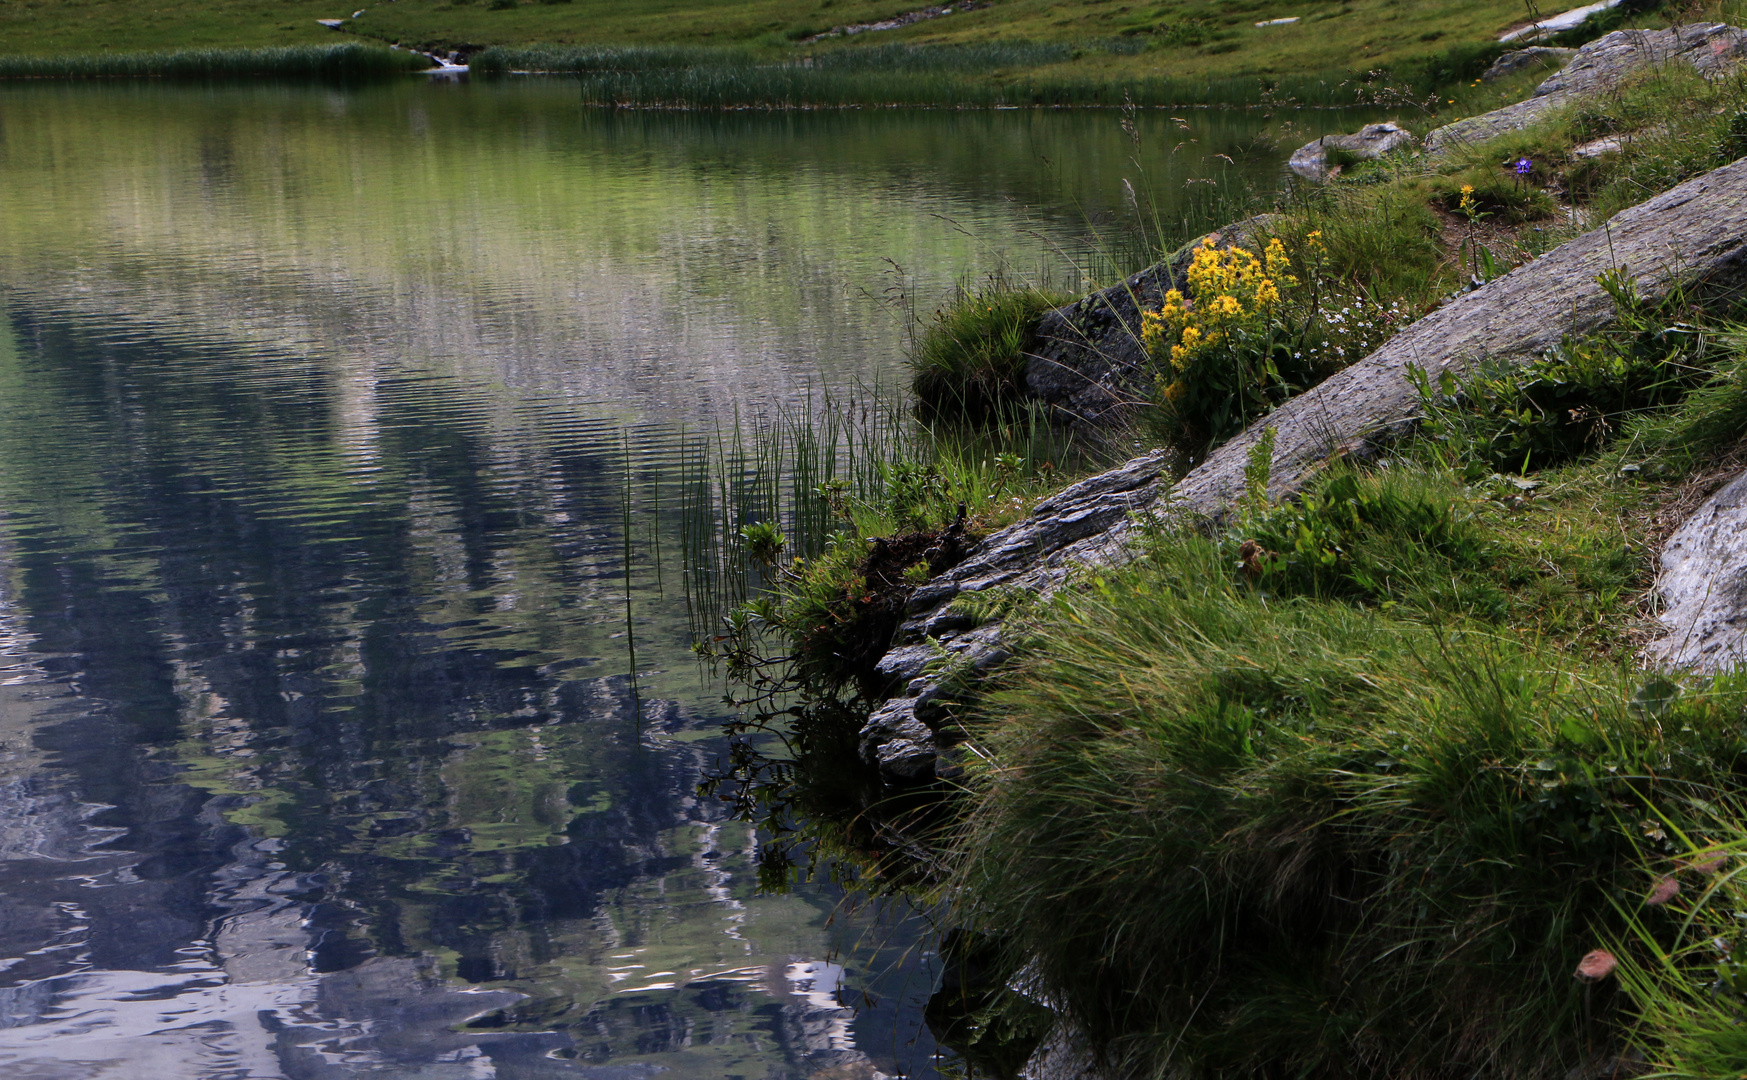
xmin=0 ymin=44 xmax=431 ymax=81
xmin=469 ymin=42 xmax=1368 ymax=108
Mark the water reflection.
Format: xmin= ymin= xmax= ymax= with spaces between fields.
xmin=0 ymin=79 xmax=1362 ymax=1078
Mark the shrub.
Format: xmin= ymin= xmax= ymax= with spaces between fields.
xmin=910 ymin=285 xmax=1070 ymax=424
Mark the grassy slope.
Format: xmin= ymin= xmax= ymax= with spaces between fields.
xmin=0 ymin=0 xmax=1588 ymax=80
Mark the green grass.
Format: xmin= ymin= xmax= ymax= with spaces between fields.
xmin=948 ymin=528 xmax=1745 ymax=1078
xmin=915 ymin=281 xmax=1747 ymax=1074
xmin=0 ymin=0 xmax=1698 ymax=104
xmin=909 ymin=283 xmax=1072 ymax=423
xmin=468 ymin=39 xmax=1488 ymax=107
xmin=0 ymin=42 xmax=429 ymax=78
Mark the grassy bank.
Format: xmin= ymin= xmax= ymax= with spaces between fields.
xmin=912 ymin=47 xmax=1747 ymax=451
xmin=688 ymin=29 xmax=1747 ymax=1078
xmin=0 ymin=0 xmax=1713 ymax=104
xmin=913 ymin=271 xmax=1747 ymax=1074
xmin=0 ymin=42 xmax=430 ymax=79
xmin=465 ymin=38 xmax=1510 ymax=107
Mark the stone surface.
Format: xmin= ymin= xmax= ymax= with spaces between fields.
xmin=1288 ymin=121 xmax=1417 ymax=180
xmin=1644 ymin=471 xmax=1747 ymax=670
xmin=1483 ymin=46 xmax=1579 ymax=80
xmin=859 ymin=696 xmax=939 ymax=780
xmin=1500 ymin=0 xmax=1624 ymax=42
xmin=874 ymin=642 xmax=935 ymax=688
xmin=1427 ymin=24 xmax=1747 ymax=152
xmin=1019 ymin=1024 xmax=1107 ymax=1080
xmin=859 ymin=154 xmax=1747 ymax=779
xmin=1021 ymin=215 xmax=1279 ymax=433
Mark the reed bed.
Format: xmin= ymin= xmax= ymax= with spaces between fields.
xmin=0 ymin=44 xmax=431 ymax=81
xmin=469 ymin=41 xmax=1366 ymax=108
xmin=675 ymin=386 xmax=1073 ymax=663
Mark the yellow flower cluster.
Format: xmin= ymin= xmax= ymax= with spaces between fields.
xmin=1141 ymin=237 xmax=1296 ymax=371
xmin=1457 ymin=184 xmax=1478 ymax=218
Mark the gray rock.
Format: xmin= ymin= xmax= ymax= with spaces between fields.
xmin=859 ymin=696 xmax=938 ymax=779
xmin=1644 ymin=471 xmax=1747 ymax=670
xmin=943 ymin=624 xmax=1009 ymax=670
xmin=1500 ymin=0 xmax=1624 ymax=43
xmin=1288 ymin=122 xmax=1418 ymax=180
xmin=1427 ymin=24 xmax=1747 ymax=152
xmin=1572 ymin=122 xmax=1667 ymax=158
xmin=1020 ymin=1023 xmax=1107 ymax=1080
xmin=874 ymin=642 xmax=936 ymax=687
xmin=1483 ymin=46 xmax=1578 ymax=81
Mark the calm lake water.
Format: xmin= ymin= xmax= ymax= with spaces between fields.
xmin=0 ymin=77 xmax=1361 ymax=1079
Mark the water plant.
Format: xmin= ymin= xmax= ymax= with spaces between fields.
xmin=0 ymin=43 xmax=431 ymax=80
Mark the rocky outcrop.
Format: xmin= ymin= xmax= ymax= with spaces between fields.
xmin=1288 ymin=122 xmax=1417 ymax=179
xmin=859 ymin=154 xmax=1747 ymax=780
xmin=1427 ymin=23 xmax=1747 ymax=151
xmin=1483 ymin=46 xmax=1579 ymax=80
xmin=1644 ymin=472 xmax=1747 ymax=669
xmin=1499 ymin=0 xmax=1624 ymax=43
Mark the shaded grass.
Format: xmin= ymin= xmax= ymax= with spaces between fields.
xmin=948 ymin=519 xmax=1747 ymax=1078
xmin=909 ymin=284 xmax=1072 ymax=424
xmin=925 ymin=296 xmax=1747 ymax=1074
xmin=0 ymin=43 xmax=431 ymax=79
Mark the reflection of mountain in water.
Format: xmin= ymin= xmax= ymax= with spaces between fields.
xmin=0 ymin=305 xmax=929 ymax=1079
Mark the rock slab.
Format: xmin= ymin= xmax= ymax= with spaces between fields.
xmin=1645 ymin=473 xmax=1747 ymax=669
xmin=1483 ymin=46 xmax=1579 ymax=80
xmin=1288 ymin=122 xmax=1417 ymax=179
xmin=1428 ymin=23 xmax=1747 ymax=151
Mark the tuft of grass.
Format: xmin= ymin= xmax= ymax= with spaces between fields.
xmin=0 ymin=43 xmax=431 ymax=80
xmin=909 ymin=284 xmax=1071 ymax=424
xmin=1612 ymin=806 xmax=1747 ymax=1078
xmin=947 ymin=524 xmax=1747 ymax=1078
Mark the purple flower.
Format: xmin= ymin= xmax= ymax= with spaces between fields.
xmin=1514 ymin=157 xmax=1533 ymax=176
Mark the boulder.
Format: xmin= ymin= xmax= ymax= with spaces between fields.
xmin=1288 ymin=121 xmax=1417 ymax=179
xmin=1644 ymin=471 xmax=1747 ymax=670
xmin=1428 ymin=23 xmax=1747 ymax=152
xmin=1482 ymin=46 xmax=1578 ymax=81
xmin=1499 ymin=0 xmax=1624 ymax=43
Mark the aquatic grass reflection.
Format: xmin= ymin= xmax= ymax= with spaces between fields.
xmin=0 ymin=43 xmax=430 ymax=81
